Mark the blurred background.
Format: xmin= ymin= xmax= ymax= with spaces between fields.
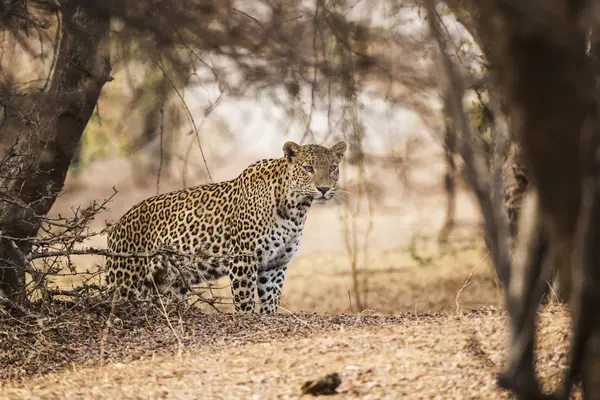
xmin=1 ymin=0 xmax=497 ymax=314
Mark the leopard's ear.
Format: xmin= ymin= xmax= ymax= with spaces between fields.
xmin=330 ymin=141 xmax=347 ymax=159
xmin=283 ymin=141 xmax=302 ymax=161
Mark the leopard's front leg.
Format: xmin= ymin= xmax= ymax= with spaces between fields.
xmin=229 ymin=256 xmax=258 ymax=313
xmin=258 ymin=264 xmax=288 ymax=314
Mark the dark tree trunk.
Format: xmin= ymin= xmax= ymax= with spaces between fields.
xmin=442 ymin=0 xmax=600 ymax=397
xmin=0 ymin=0 xmax=111 ymax=304
xmin=444 ymin=0 xmax=573 ymax=303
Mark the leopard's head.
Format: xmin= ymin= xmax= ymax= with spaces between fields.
xmin=283 ymin=141 xmax=347 ymax=204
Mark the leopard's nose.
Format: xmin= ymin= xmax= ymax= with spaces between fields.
xmin=317 ymin=187 xmax=331 ymax=195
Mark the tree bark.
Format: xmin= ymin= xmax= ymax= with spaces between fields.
xmin=0 ymin=0 xmax=111 ymax=304
xmin=442 ymin=0 xmax=600 ymax=397
xmin=444 ymin=0 xmax=572 ymax=304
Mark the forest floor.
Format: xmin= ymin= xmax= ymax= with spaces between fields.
xmin=1 ymin=303 xmax=574 ymax=399
xmin=0 ymin=146 xmax=578 ymax=399
xmin=0 ymin=234 xmax=576 ymax=399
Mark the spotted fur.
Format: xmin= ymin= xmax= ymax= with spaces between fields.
xmin=105 ymin=141 xmax=347 ymax=313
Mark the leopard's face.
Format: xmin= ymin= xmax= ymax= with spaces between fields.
xmin=283 ymin=141 xmax=347 ymax=204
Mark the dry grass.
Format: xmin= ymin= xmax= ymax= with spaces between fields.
xmin=0 ymin=299 xmax=413 ymax=383
xmin=0 ymin=237 xmax=572 ymax=399
xmin=0 ymin=147 xmax=569 ymax=398
xmin=1 ymin=305 xmax=577 ymax=399
xmin=188 ymin=238 xmax=501 ymax=316
xmin=280 ymin=237 xmax=499 ymax=315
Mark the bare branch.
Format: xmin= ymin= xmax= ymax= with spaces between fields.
xmin=425 ymin=0 xmax=511 ymax=285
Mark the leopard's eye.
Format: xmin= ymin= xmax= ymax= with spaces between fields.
xmin=329 ymin=165 xmax=337 ymax=172
xmin=304 ymin=166 xmax=314 ymax=173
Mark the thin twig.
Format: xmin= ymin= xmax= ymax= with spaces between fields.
xmin=153 ymin=58 xmax=214 ymax=183
xmin=156 ymin=104 xmax=165 ymax=195
xmin=25 ymin=244 xmax=254 ymax=261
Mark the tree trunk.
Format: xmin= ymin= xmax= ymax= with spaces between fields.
xmin=0 ymin=0 xmax=111 ymax=304
xmin=447 ymin=0 xmax=600 ymax=397
xmin=443 ymin=0 xmax=572 ymax=303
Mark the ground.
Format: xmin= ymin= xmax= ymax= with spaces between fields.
xmin=0 ymin=143 xmax=577 ymax=399
xmin=1 ymin=308 xmax=575 ymax=399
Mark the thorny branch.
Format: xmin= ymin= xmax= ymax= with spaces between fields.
xmin=0 ymin=174 xmax=243 ymax=311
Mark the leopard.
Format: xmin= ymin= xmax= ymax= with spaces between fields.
xmin=104 ymin=140 xmax=347 ymax=313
